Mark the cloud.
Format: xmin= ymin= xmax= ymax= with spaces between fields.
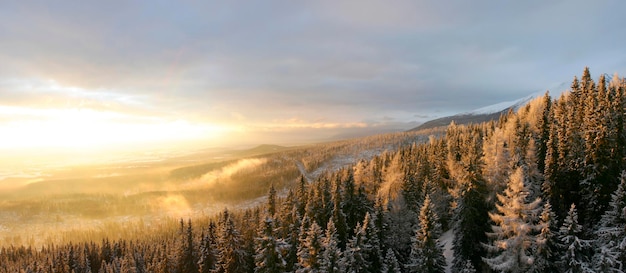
xmin=0 ymin=0 xmax=625 ymax=146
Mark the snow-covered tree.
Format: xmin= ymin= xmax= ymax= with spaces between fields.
xmin=343 ymin=223 xmax=370 ymax=273
xmin=530 ymin=201 xmax=560 ymax=273
xmin=176 ymin=220 xmax=197 ymax=273
xmin=284 ymin=207 xmax=302 ymax=272
xmin=381 ymin=193 xmax=414 ymax=263
xmin=592 ymin=242 xmax=623 ymax=273
xmin=331 ymin=182 xmax=348 ymax=250
xmin=255 ymin=217 xmax=286 ymax=273
xmin=593 ymin=171 xmax=626 ymax=272
xmin=214 ymin=209 xmax=247 ymax=273
xmin=483 ymin=167 xmax=542 ymax=272
xmin=451 ymin=129 xmax=491 ymax=273
xmin=361 ymin=212 xmax=382 ymax=272
xmin=198 ymin=223 xmax=217 ymax=273
xmin=597 ymin=171 xmax=626 ymax=249
xmin=320 ymin=220 xmax=343 ymax=273
xmin=406 ymin=195 xmax=446 ymax=273
xmin=558 ymin=204 xmax=593 ymax=273
xmin=297 ymin=221 xmax=323 ymax=272
xmin=381 ymin=249 xmax=401 ymax=273
xmin=459 ymin=259 xmax=476 ymax=273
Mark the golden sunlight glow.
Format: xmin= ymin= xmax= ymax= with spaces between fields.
xmin=0 ymin=79 xmax=236 ymax=153
xmin=0 ymin=106 xmax=228 ymax=151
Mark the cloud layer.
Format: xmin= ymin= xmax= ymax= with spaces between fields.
xmin=1 ymin=0 xmax=625 ymax=147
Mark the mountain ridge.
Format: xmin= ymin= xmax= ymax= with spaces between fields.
xmin=410 ymin=82 xmax=571 ymax=131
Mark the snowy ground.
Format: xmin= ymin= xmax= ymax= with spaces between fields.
xmin=441 ymin=229 xmax=454 ymax=273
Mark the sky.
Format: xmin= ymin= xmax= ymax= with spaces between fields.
xmin=1 ymin=0 xmax=625 ymax=154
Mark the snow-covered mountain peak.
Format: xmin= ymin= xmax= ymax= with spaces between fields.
xmin=461 ymin=93 xmax=539 ymax=116
xmin=409 ymin=81 xmax=570 ymax=131
xmin=462 ymin=81 xmax=570 ymax=116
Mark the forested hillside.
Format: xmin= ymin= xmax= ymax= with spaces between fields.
xmin=2 ymin=68 xmax=626 ymax=273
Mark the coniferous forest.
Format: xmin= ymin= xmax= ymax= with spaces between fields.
xmin=3 ymin=68 xmax=626 ymax=273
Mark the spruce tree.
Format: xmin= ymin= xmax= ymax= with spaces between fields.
xmin=267 ymin=184 xmax=277 ymax=217
xmin=451 ymin=130 xmax=490 ymax=273
xmin=529 ymin=202 xmax=560 ymax=273
xmin=595 ymin=171 xmax=626 ymax=270
xmin=381 ymin=249 xmax=402 ymax=273
xmin=483 ymin=167 xmax=541 ymax=273
xmin=343 ymin=223 xmax=371 ymax=273
xmin=361 ymin=212 xmax=382 ymax=272
xmin=459 ymin=260 xmax=476 ymax=273
xmin=198 ymin=223 xmax=217 ymax=273
xmin=406 ymin=195 xmax=446 ymax=273
xmin=255 ymin=217 xmax=286 ymax=273
xmin=558 ymin=204 xmax=593 ymax=273
xmin=331 ymin=192 xmax=348 ymax=251
xmin=177 ymin=220 xmax=197 ymax=273
xmin=535 ymin=91 xmax=552 ymax=174
xmin=297 ymin=221 xmax=323 ymax=272
xmin=342 ymin=169 xmax=360 ymax=237
xmin=592 ymin=243 xmax=623 ymax=273
xmin=320 ymin=220 xmax=342 ymax=273
xmin=213 ymin=209 xmax=247 ymax=273
xmin=284 ymin=207 xmax=302 ymax=272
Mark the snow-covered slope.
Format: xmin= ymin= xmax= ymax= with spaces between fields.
xmin=461 ymin=92 xmax=541 ymax=116
xmin=410 ymin=82 xmax=569 ymax=131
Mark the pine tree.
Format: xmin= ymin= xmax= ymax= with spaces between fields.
xmin=529 ymin=202 xmax=560 ymax=273
xmin=381 ymin=249 xmax=401 ymax=273
xmin=297 ymin=175 xmax=309 ymax=217
xmin=406 ymin=195 xmax=446 ymax=273
xmin=543 ymin=99 xmax=562 ymax=215
xmin=343 ymin=169 xmax=367 ymax=238
xmin=243 ymin=209 xmax=261 ymax=273
xmin=307 ymin=177 xmax=333 ymax=230
xmin=284 ymin=207 xmax=302 ymax=272
xmin=361 ymin=212 xmax=382 ymax=272
xmin=296 ymin=215 xmax=312 ymax=272
xmin=372 ymin=198 xmax=389 ymax=252
xmin=342 ymin=223 xmax=370 ymax=273
xmin=320 ymin=220 xmax=342 ymax=273
xmin=594 ymin=171 xmax=626 ymax=271
xmin=198 ymin=223 xmax=217 ymax=273
xmin=331 ymin=182 xmax=348 ymax=250
xmin=459 ymin=259 xmax=476 ymax=273
xmin=558 ymin=204 xmax=593 ymax=273
xmin=592 ymin=243 xmax=623 ymax=273
xmin=535 ymin=91 xmax=552 ymax=174
xmin=175 ymin=220 xmax=197 ymax=273
xmin=213 ymin=209 xmax=247 ymax=273
xmin=297 ymin=221 xmax=323 ymax=272
xmin=381 ymin=194 xmax=414 ymax=264
xmin=451 ymin=130 xmax=490 ymax=273
xmin=483 ymin=167 xmax=541 ymax=272
xmin=255 ymin=217 xmax=286 ymax=273
xmin=267 ymin=184 xmax=277 ymax=217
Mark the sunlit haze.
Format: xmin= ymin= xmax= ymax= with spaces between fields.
xmin=1 ymin=0 xmax=625 ymax=163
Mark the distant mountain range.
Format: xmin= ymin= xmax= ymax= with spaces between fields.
xmin=410 ymin=81 xmax=574 ymax=131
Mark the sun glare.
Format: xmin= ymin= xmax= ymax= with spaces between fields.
xmin=0 ymin=79 xmax=233 ymax=153
xmin=0 ymin=106 xmax=227 ymax=152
